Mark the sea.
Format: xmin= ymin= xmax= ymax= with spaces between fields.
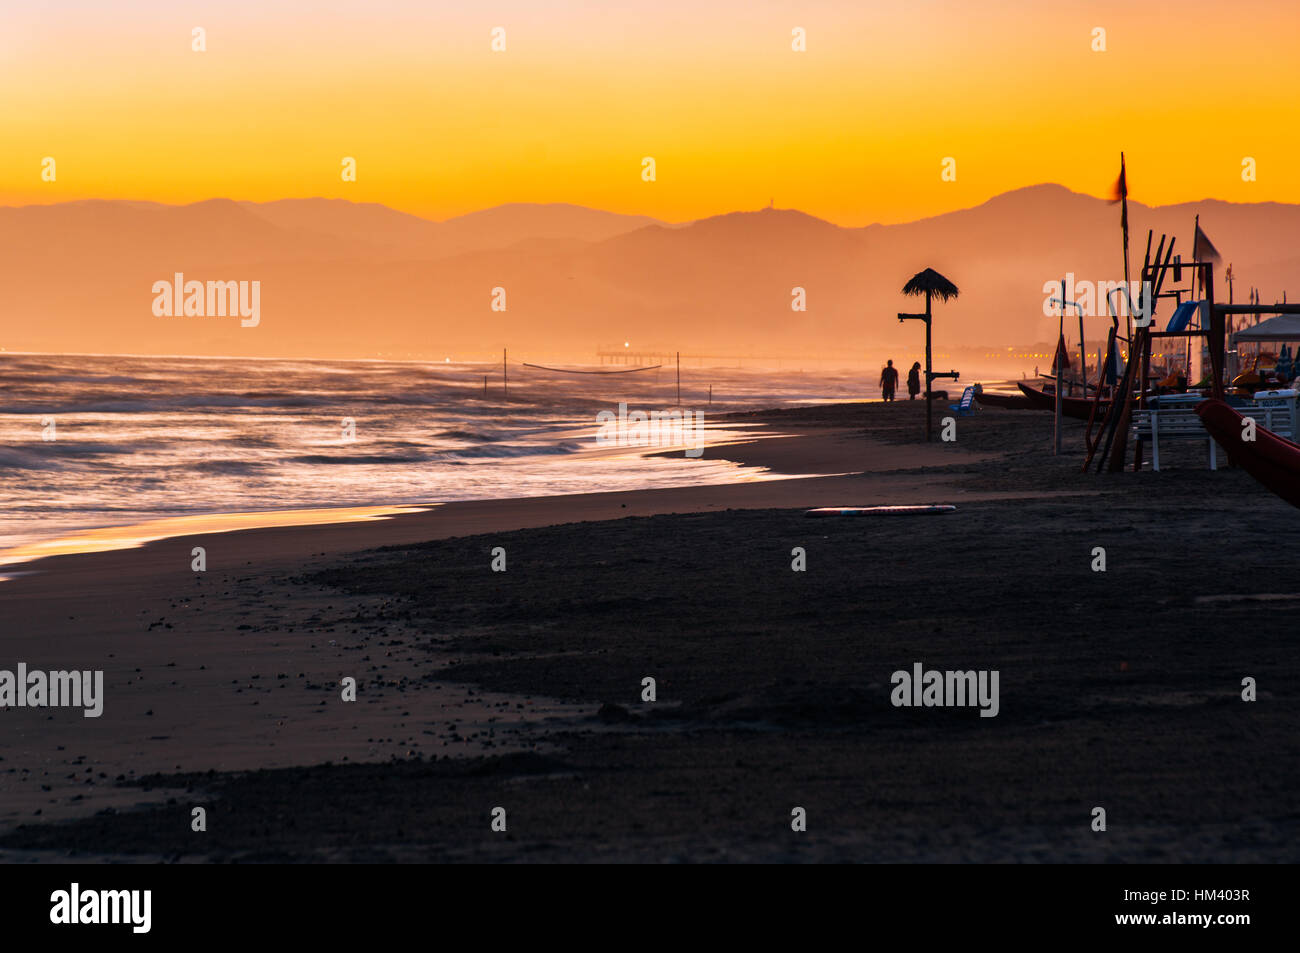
xmin=0 ymin=353 xmax=873 ymax=564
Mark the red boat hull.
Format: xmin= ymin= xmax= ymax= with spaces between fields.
xmin=1015 ymin=382 xmax=1109 ymax=421
xmin=975 ymin=390 xmax=1035 ymax=410
xmin=1196 ymin=399 xmax=1300 ymax=508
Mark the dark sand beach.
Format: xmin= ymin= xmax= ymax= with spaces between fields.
xmin=1 ymin=401 xmax=1296 ymax=862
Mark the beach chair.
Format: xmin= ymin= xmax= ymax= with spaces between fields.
xmin=1250 ymin=390 xmax=1298 ymax=438
xmin=1165 ymin=300 xmax=1205 ymax=333
xmin=949 ymin=385 xmax=977 ymax=416
xmin=1132 ymin=395 xmax=1217 ymax=470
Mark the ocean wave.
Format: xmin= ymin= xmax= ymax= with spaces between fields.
xmin=0 ymin=441 xmax=134 ymax=463
xmin=287 ymin=453 xmax=434 ymax=466
xmin=283 ymin=441 xmax=584 ymax=465
xmin=187 ymin=459 xmax=274 ymax=475
xmin=0 ymin=354 xmax=873 ymax=558
xmin=0 ymin=394 xmax=339 ymax=414
xmin=434 ymin=441 xmax=584 ymax=460
xmin=0 ymin=447 xmax=64 ymax=470
xmin=435 ymin=428 xmax=505 ymax=442
xmin=0 ymin=392 xmax=577 ymax=415
xmin=0 ymin=374 xmax=146 ymax=386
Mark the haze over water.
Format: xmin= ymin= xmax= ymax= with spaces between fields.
xmin=0 ymin=353 xmax=871 ymax=559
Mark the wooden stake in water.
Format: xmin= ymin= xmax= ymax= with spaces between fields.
xmin=503 ymin=348 xmax=508 ymax=397
xmin=483 ymin=375 xmax=487 ymax=396
xmin=709 ymin=384 xmax=712 ymax=406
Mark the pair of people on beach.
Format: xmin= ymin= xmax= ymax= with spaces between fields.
xmin=880 ymin=360 xmax=922 ymax=401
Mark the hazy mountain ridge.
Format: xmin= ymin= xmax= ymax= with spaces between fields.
xmin=3 ymin=187 xmax=1297 ymax=362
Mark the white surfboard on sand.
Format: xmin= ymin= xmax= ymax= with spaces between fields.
xmin=804 ymin=505 xmax=956 ymax=517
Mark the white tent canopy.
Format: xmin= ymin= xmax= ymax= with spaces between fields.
xmin=1232 ymin=313 xmax=1300 ymax=343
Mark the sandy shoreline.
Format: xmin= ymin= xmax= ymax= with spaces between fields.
xmin=0 ymin=422 xmax=986 ymax=571
xmin=0 ymin=423 xmax=990 ymax=827
xmin=2 ymin=401 xmax=1295 ymax=862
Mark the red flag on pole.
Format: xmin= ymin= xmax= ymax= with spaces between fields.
xmin=1109 ymin=153 xmax=1129 ymax=239
xmin=1109 ymin=152 xmax=1133 ymax=340
xmin=1052 ymin=332 xmax=1071 ymax=374
xmin=1194 ymin=222 xmax=1221 ymax=263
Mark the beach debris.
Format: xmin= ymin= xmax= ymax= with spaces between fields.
xmin=597 ymin=702 xmax=635 ymax=723
xmin=805 ymin=505 xmax=956 ymax=517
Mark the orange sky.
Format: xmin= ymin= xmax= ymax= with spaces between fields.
xmin=2 ymin=0 xmax=1297 ymax=225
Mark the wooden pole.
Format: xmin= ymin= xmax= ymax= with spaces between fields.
xmin=1055 ymin=280 xmax=1064 ymax=455
xmin=1193 ymin=214 xmax=1201 ymax=299
xmin=1226 ymin=265 xmax=1235 ymax=379
xmin=1084 ymin=325 xmax=1116 ymax=452
xmin=1078 ymin=306 xmax=1088 ymax=394
xmin=1082 ymin=277 xmax=1131 ymax=470
xmin=1092 ymin=344 xmax=1131 ymax=472
xmin=1104 ymin=237 xmax=1174 ymax=472
xmin=1133 ymin=337 xmax=1148 ymax=472
xmin=1103 ymin=329 xmax=1142 ymax=472
xmin=1205 ymin=265 xmax=1223 ymax=400
xmin=1136 ymin=322 xmax=1153 ymax=470
xmin=925 ymin=289 xmax=933 ymax=442
xmin=1191 ymin=213 xmax=1202 ymax=385
xmin=503 ymin=348 xmax=507 ymax=396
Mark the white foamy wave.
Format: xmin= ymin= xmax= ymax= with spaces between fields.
xmin=0 ymin=352 xmax=870 ymax=556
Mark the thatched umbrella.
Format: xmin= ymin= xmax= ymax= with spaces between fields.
xmin=902 ymin=268 xmax=960 ymax=305
xmin=899 ymin=268 xmax=960 ymax=440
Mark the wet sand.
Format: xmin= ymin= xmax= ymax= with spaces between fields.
xmin=1 ymin=400 xmax=1296 ymax=861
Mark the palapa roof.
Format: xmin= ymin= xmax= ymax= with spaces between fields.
xmin=901 ymin=268 xmax=960 ymax=302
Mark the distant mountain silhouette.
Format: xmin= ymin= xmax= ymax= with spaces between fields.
xmin=3 ymin=187 xmax=1297 ymax=362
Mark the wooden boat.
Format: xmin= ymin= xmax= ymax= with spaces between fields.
xmin=1195 ymin=399 xmax=1300 ymax=508
xmin=975 ymin=389 xmax=1035 ymax=410
xmin=1016 ymin=381 xmax=1110 ymax=421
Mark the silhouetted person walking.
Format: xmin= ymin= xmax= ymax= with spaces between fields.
xmin=907 ymin=361 xmax=921 ymax=400
xmin=880 ymin=359 xmax=899 ymax=402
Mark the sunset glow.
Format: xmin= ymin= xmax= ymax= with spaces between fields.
xmin=3 ymin=0 xmax=1297 ymax=224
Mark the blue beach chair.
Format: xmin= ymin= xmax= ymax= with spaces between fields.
xmin=1165 ymin=300 xmax=1204 ymax=333
xmin=949 ymin=385 xmax=976 ymax=416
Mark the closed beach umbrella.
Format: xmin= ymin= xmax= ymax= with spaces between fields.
xmin=1051 ymin=332 xmax=1070 ymax=376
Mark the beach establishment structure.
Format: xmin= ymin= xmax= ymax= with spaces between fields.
xmin=1075 ymin=222 xmax=1300 ymax=474
xmin=965 ymin=156 xmax=1300 ymax=504
xmin=1232 ymin=313 xmax=1300 ymax=345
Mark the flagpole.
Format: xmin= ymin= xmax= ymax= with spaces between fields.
xmin=1225 ymin=264 xmax=1236 ymax=379
xmin=1119 ymin=153 xmax=1132 ymax=344
xmin=1193 ymin=214 xmax=1201 ymax=298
